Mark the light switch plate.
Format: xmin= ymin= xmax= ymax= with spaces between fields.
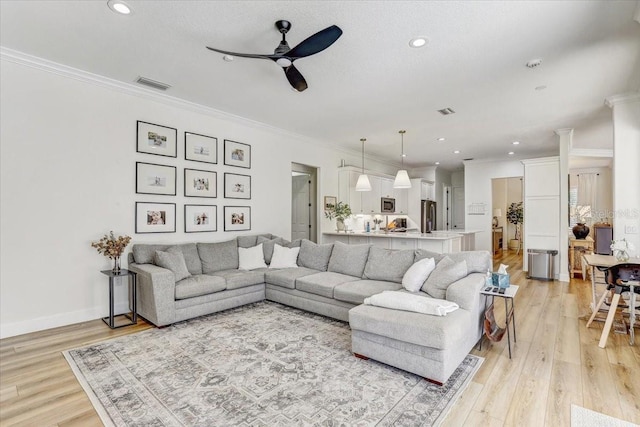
xmin=625 ymin=225 xmax=638 ymax=234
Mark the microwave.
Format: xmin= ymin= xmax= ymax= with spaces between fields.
xmin=381 ymin=197 xmax=396 ymax=213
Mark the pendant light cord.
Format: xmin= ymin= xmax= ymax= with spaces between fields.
xmin=360 ymin=138 xmax=366 ymax=173
xmin=399 ymin=130 xmax=406 ymax=166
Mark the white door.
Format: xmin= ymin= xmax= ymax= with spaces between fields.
xmin=292 ymin=174 xmax=310 ymax=240
xmin=452 ymin=186 xmax=465 ymax=229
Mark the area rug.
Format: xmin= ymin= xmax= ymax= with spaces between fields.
xmin=64 ymin=302 xmax=483 ymax=426
xmin=571 ymin=405 xmax=638 ymax=427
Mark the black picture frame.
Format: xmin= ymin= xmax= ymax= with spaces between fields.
xmin=184 ymin=204 xmax=217 ymax=233
xmin=136 ymin=121 xmax=177 ymax=158
xmin=135 ymin=162 xmax=177 ymax=195
xmin=185 ymin=132 xmax=217 ymax=164
xmin=184 ymin=168 xmax=217 ymax=198
xmin=224 ymin=173 xmax=251 ymax=199
xmin=224 ymin=206 xmax=251 ymax=231
xmin=223 ymin=140 xmax=251 ymax=169
xmin=135 ymin=202 xmax=176 ymax=234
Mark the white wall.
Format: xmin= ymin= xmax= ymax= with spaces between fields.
xmin=463 ymin=160 xmax=524 ymax=252
xmin=0 ymin=57 xmax=388 ymax=338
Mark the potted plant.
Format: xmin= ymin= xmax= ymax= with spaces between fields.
xmin=324 ymin=201 xmax=352 ymax=232
xmin=506 ymin=202 xmax=523 ymax=251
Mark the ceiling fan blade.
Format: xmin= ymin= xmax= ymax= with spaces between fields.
xmin=206 ymin=46 xmax=277 ymax=61
xmin=284 ymin=65 xmax=308 ymax=92
xmin=286 ymin=25 xmax=342 ymax=59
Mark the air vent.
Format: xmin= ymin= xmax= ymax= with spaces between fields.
xmin=526 ymin=58 xmax=542 ymax=68
xmin=135 ymin=76 xmax=171 ymax=91
xmin=463 ymin=158 xmax=474 ymax=161
xmin=437 ymin=107 xmax=455 ymax=115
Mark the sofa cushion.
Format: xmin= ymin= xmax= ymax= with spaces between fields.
xmin=402 ymin=257 xmax=436 ymax=292
xmin=269 ymin=245 xmax=300 ymax=269
xmin=198 ymin=239 xmax=239 ymax=274
xmin=447 ymin=251 xmax=491 ymax=274
xmin=327 ymin=241 xmax=371 ymax=278
xmin=363 ymin=247 xmax=415 ymax=283
xmin=175 ymin=275 xmax=226 ymax=300
xmin=297 ymin=240 xmax=333 ymax=272
xmin=238 ymin=244 xmax=268 ymax=270
xmin=257 ymin=236 xmax=288 ymax=264
xmin=210 ymin=269 xmax=267 ymax=290
xmin=154 ymin=248 xmax=191 ymax=282
xmin=414 ymin=249 xmax=445 ymax=264
xmin=421 ymin=256 xmax=468 ymax=299
xmin=133 ymin=243 xmax=202 ymax=275
xmin=333 ymin=280 xmax=402 ymax=305
xmin=265 ymin=267 xmax=318 ymax=289
xmin=236 ymin=234 xmax=274 ymax=248
xmin=295 ymin=272 xmax=359 ymax=298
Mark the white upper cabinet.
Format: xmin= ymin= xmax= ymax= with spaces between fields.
xmin=421 ymin=181 xmax=435 ymax=200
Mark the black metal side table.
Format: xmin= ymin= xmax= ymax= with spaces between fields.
xmin=100 ymin=269 xmax=137 ymax=329
xmin=480 ymin=284 xmax=519 ymax=358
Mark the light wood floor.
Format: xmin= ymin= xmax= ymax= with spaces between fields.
xmin=1 ymin=251 xmax=639 ymax=426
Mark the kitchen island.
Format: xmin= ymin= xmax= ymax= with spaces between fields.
xmin=322 ymin=230 xmax=480 ymax=254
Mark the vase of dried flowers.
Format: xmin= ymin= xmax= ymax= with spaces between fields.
xmin=91 ymin=231 xmax=132 ymax=274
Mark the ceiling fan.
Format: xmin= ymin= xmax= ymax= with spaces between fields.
xmin=206 ymin=20 xmax=343 ymax=92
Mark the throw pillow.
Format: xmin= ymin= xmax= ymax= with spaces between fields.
xmin=421 ymin=256 xmax=468 ymax=299
xmin=257 ymin=235 xmax=289 ymax=264
xmin=402 ymin=257 xmax=436 ymax=292
xmin=363 ymin=247 xmax=416 ymax=283
xmin=154 ymin=248 xmax=191 ymax=282
xmin=238 ymin=243 xmax=268 ymax=270
xmin=297 ymin=240 xmax=334 ymax=271
xmin=269 ymin=244 xmax=300 ymax=269
xmin=327 ymin=241 xmax=371 ymax=277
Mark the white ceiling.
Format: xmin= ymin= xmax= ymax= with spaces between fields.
xmin=1 ymin=0 xmax=639 ymax=170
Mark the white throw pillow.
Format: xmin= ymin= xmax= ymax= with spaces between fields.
xmin=238 ymin=243 xmax=267 ymax=270
xmin=269 ymin=244 xmax=300 ymax=269
xmin=402 ymin=257 xmax=436 ymax=292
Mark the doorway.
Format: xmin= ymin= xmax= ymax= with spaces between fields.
xmin=291 ymin=163 xmax=318 ymax=242
xmin=491 ymin=177 xmax=523 ymax=255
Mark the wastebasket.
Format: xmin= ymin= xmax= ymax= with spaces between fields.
xmin=527 ymin=249 xmax=558 ymax=280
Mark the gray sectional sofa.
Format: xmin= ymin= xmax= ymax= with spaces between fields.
xmin=127 ymin=234 xmax=491 ymax=383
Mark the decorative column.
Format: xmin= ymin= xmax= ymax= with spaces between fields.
xmin=555 ymin=128 xmax=573 ymax=282
xmin=605 ymin=93 xmax=640 ymax=257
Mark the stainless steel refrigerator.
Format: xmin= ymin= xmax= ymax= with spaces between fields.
xmin=421 ymin=200 xmax=437 ymax=233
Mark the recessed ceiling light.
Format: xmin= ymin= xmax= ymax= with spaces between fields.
xmin=508 ymin=151 xmax=515 ymax=155
xmin=512 ymin=141 xmax=520 ymax=145
xmin=435 ymin=161 xmax=440 ymax=165
xmin=223 ymin=55 xmax=234 ymax=62
xmin=409 ymin=37 xmax=428 ymax=48
xmin=453 ymin=150 xmax=460 ymax=154
xmin=436 ymin=137 xmax=446 ymax=142
xmin=107 ymin=0 xmax=131 ymax=14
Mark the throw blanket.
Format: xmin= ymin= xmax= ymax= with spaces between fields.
xmin=364 ymin=290 xmax=459 ymax=316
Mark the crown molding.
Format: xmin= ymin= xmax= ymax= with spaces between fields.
xmin=554 ymin=128 xmax=574 ymax=136
xmin=604 ymin=91 xmax=640 ymax=108
xmin=569 ymin=148 xmax=613 ymax=158
xmin=520 ymin=156 xmax=559 ymax=165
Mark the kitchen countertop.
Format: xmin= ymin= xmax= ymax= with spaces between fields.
xmin=322 ymin=231 xmax=467 ymax=240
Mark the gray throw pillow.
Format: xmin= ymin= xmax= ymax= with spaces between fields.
xmin=197 ymin=239 xmax=239 ymax=274
xmin=132 ymin=243 xmax=202 ymax=275
xmin=257 ymin=236 xmax=288 ymax=264
xmin=327 ymin=241 xmax=371 ymax=277
xmin=363 ymin=247 xmax=416 ymax=283
xmin=154 ymin=248 xmax=191 ymax=282
xmin=447 ymin=251 xmax=491 ymax=274
xmin=421 ymin=256 xmax=468 ymax=299
xmin=237 ymin=235 xmax=258 ymax=248
xmin=414 ymin=249 xmax=445 ymax=264
xmin=297 ymin=240 xmax=334 ymax=271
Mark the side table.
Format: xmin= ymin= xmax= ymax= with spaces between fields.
xmin=481 ymin=284 xmax=519 ymax=358
xmin=100 ymin=269 xmax=137 ymax=329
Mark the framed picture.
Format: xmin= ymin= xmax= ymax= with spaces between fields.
xmin=136 ymin=162 xmax=176 ymax=195
xmin=224 ymin=206 xmax=251 ymax=231
xmin=185 ymin=204 xmax=217 ymax=233
xmin=324 ymin=196 xmax=337 ymax=211
xmin=224 ymin=140 xmax=251 ymax=169
xmin=136 ymin=121 xmax=177 ymax=157
xmin=184 ymin=168 xmax=217 ymax=198
xmin=135 ymin=202 xmax=176 ymax=233
xmin=224 ymin=173 xmax=251 ymax=199
xmin=185 ymin=132 xmax=217 ymax=164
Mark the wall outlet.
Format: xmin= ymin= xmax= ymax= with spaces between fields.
xmin=625 ymin=225 xmax=638 ymax=234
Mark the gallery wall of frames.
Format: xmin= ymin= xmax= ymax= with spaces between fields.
xmin=134 ymin=120 xmax=252 ymax=234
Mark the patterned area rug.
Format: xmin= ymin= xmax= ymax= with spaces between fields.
xmin=65 ymin=302 xmax=482 ymax=426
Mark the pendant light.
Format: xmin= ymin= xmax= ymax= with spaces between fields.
xmin=393 ymin=130 xmax=412 ymax=189
xmin=355 ymin=138 xmax=372 ymax=191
